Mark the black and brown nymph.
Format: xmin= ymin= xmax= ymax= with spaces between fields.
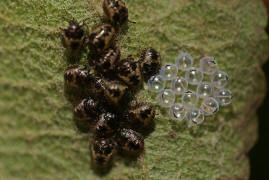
xmin=64 ymin=65 xmax=93 ymax=88
xmin=103 ymin=0 xmax=129 ymax=26
xmin=60 ymin=19 xmax=88 ymax=51
xmin=95 ymin=112 xmax=118 ymax=137
xmin=139 ymin=47 xmax=161 ymax=80
xmin=125 ymin=102 xmax=155 ymax=128
xmin=92 ymin=77 xmax=129 ymax=105
xmin=116 ymin=57 xmax=142 ymax=88
xmin=117 ymin=128 xmax=144 ymax=154
xmin=93 ymin=47 xmax=121 ymax=74
xmin=74 ymin=97 xmax=103 ymax=122
xmin=88 ymin=24 xmax=115 ymax=54
xmin=91 ymin=138 xmax=117 ymax=167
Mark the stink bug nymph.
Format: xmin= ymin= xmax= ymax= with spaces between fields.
xmin=95 ymin=112 xmax=118 ymax=137
xmin=116 ymin=57 xmax=142 ymax=88
xmin=117 ymin=128 xmax=144 ymax=154
xmin=60 ymin=19 xmax=88 ymax=51
xmin=93 ymin=47 xmax=120 ymax=74
xmin=103 ymin=0 xmax=129 ymax=25
xmin=126 ymin=103 xmax=155 ymax=128
xmin=88 ymin=24 xmax=115 ymax=54
xmin=64 ymin=65 xmax=93 ymax=88
xmin=74 ymin=98 xmax=103 ymax=121
xmin=91 ymin=138 xmax=116 ymax=167
xmin=139 ymin=47 xmax=161 ymax=80
xmin=103 ymin=79 xmax=129 ymax=105
xmin=92 ymin=77 xmax=128 ymax=105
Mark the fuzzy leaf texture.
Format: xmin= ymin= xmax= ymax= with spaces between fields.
xmin=0 ymin=0 xmax=268 ymax=180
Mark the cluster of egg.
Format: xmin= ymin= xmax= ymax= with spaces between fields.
xmin=147 ymin=52 xmax=232 ymax=126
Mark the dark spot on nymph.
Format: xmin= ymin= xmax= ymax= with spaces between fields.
xmin=129 ymin=75 xmax=140 ymax=86
xmin=96 ymin=157 xmax=105 ymax=164
xmin=71 ymin=41 xmax=79 ymax=50
xmin=96 ymin=39 xmax=105 ymax=49
xmin=64 ymin=72 xmax=73 ymax=82
xmin=130 ymin=62 xmax=137 ymax=70
xmin=108 ymin=88 xmax=120 ymax=97
xmin=103 ymin=61 xmax=111 ymax=69
xmin=140 ymin=109 xmax=151 ymax=119
xmin=149 ymin=49 xmax=159 ymax=60
xmin=128 ymin=141 xmax=140 ymax=150
xmin=113 ymin=13 xmax=120 ymax=22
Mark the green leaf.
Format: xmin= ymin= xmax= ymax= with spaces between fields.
xmin=0 ymin=0 xmax=268 ymax=179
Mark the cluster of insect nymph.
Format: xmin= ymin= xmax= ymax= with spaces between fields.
xmin=60 ymin=0 xmax=161 ymax=170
